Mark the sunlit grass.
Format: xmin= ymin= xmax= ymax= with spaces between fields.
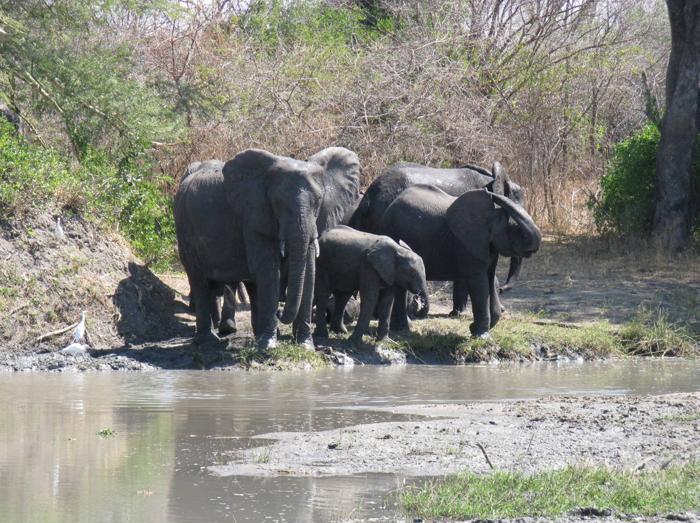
xmin=402 ymin=464 xmax=700 ymax=520
xmin=391 ymin=310 xmax=699 ymax=362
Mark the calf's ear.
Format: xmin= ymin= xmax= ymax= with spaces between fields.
xmin=366 ymin=239 xmax=396 ymax=285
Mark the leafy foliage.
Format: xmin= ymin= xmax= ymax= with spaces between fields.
xmin=593 ymin=123 xmax=700 ymax=236
xmin=0 ymin=122 xmax=176 ymax=268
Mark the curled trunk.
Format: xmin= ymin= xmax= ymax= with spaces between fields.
xmin=492 ymin=194 xmax=542 ymax=254
xmin=500 ymin=256 xmax=522 ymax=293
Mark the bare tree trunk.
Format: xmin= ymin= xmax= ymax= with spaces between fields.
xmin=652 ymin=0 xmax=700 ymax=251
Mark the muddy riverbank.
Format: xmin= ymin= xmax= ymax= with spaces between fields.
xmin=211 ymin=392 xmax=700 ymax=478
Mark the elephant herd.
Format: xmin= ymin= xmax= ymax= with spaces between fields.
xmin=174 ymin=147 xmax=542 ymax=350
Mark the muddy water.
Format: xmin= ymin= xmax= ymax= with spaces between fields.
xmin=0 ymin=360 xmax=698 ymax=523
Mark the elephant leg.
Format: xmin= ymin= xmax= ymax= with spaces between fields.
xmin=449 ymin=279 xmax=469 ymax=317
xmin=313 ymin=278 xmax=331 ymax=339
xmin=253 ymin=263 xmax=280 ymax=351
xmin=466 ymin=271 xmax=491 ymax=337
xmin=375 ymin=287 xmax=395 ymax=342
xmin=191 ymin=279 xmax=218 ymax=344
xmin=218 ymin=284 xmax=238 ymax=337
xmin=210 ymin=291 xmax=222 ymax=329
xmin=245 ymin=281 xmax=259 ymax=337
xmin=330 ymin=291 xmax=353 ymax=334
xmin=488 ymin=256 xmax=503 ymax=328
xmin=390 ymin=287 xmax=410 ymax=332
xmin=350 ymin=284 xmax=380 ymax=347
xmin=236 ymin=282 xmax=249 ymax=306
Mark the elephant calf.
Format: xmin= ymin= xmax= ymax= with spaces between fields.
xmin=314 ymin=226 xmax=428 ymax=346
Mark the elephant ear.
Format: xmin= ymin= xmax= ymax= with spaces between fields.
xmin=445 ymin=189 xmax=495 ymax=265
xmin=308 ymin=147 xmax=361 ymax=233
xmin=223 ymin=149 xmax=278 ymax=237
xmin=366 ymin=237 xmax=396 ymax=286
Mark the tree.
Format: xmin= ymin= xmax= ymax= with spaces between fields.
xmin=652 ymin=0 xmax=700 ymax=251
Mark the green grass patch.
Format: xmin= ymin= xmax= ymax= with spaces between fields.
xmin=233 ymin=341 xmax=328 ymax=369
xmin=618 ymin=310 xmax=697 ymax=357
xmin=96 ymin=428 xmax=117 ymax=438
xmin=401 ymin=464 xmax=700 ymax=520
xmin=392 ymin=311 xmax=699 ymax=362
xmin=658 ymin=412 xmax=700 ymax=423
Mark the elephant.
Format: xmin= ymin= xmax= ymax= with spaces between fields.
xmin=313 ymin=226 xmax=428 ymax=345
xmin=186 ymin=282 xmax=248 ymax=337
xmin=379 ymin=186 xmax=541 ymax=336
xmin=349 ymin=161 xmax=525 ymax=315
xmin=216 ymin=149 xmax=363 ymax=336
xmin=174 ymin=148 xmax=360 ymax=349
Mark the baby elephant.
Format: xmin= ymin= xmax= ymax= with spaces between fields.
xmin=314 ymin=226 xmax=428 ymax=346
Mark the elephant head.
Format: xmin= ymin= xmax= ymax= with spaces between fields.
xmin=446 ymin=189 xmax=541 ymax=264
xmin=367 ymin=237 xmax=429 ymax=315
xmin=223 ymin=147 xmax=360 ymax=326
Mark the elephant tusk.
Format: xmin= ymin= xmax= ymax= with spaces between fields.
xmin=280 ymin=240 xmax=286 ymax=258
xmin=314 ymin=238 xmax=320 ymax=258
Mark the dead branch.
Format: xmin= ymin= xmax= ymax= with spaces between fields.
xmin=476 ymin=442 xmax=494 ymax=470
xmin=35 ymin=322 xmax=79 ymax=343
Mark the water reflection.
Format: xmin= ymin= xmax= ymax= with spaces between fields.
xmin=0 ymin=360 xmax=698 ymax=522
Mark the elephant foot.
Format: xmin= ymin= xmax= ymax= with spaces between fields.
xmin=449 ymin=309 xmax=467 ymax=317
xmin=389 ymin=321 xmax=410 ymax=332
xmin=257 ymin=334 xmax=278 ymax=352
xmin=314 ymin=327 xmax=329 ymax=340
xmin=194 ymin=331 xmax=219 ymax=346
xmin=329 ymin=323 xmax=348 ymax=334
xmin=218 ymin=320 xmax=237 ymax=337
xmin=297 ymin=336 xmax=315 ymax=351
xmin=469 ymin=322 xmax=491 ymax=339
xmin=348 ymin=333 xmax=365 ymax=349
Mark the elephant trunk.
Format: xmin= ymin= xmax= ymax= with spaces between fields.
xmin=413 ymin=284 xmax=430 ymax=319
xmin=500 ymin=256 xmax=522 ymax=293
xmin=279 ymin=226 xmax=312 ymax=325
xmin=492 ymin=194 xmax=542 ymax=255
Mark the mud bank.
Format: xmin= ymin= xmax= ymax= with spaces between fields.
xmin=210 ymin=393 xmax=700 ymax=478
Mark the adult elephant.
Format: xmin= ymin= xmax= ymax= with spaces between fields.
xmin=380 ymin=186 xmax=541 ymax=335
xmin=174 ymin=148 xmax=360 ymax=349
xmin=349 ymin=161 xmax=525 ymax=314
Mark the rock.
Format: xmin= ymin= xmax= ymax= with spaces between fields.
xmin=374 ymin=345 xmax=406 ymax=365
xmin=571 ymin=507 xmax=613 ymax=517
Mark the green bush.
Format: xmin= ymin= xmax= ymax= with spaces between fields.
xmin=0 ymin=122 xmax=176 ymax=269
xmin=593 ymin=123 xmax=700 ymax=236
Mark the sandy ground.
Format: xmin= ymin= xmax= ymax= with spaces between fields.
xmin=210 ymin=392 xmax=700 ymax=478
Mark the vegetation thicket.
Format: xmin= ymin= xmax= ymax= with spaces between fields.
xmin=1 ymin=0 xmax=691 ymax=269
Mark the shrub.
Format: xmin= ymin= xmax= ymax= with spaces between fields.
xmin=0 ymin=122 xmax=177 ymax=269
xmin=593 ymin=123 xmax=700 ymax=237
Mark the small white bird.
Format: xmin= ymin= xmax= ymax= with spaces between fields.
xmin=54 ymin=217 xmax=64 ymax=239
xmin=60 ymin=343 xmax=89 ymax=356
xmin=73 ymin=311 xmax=86 ymax=343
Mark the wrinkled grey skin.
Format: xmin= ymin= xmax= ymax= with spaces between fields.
xmin=349 ymin=161 xmax=525 ymax=315
xmin=174 ymin=149 xmax=360 ymax=349
xmin=314 ymin=226 xmax=428 ymax=345
xmin=219 ymin=149 xmax=363 ymax=338
xmin=380 ymin=186 xmax=541 ymax=336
